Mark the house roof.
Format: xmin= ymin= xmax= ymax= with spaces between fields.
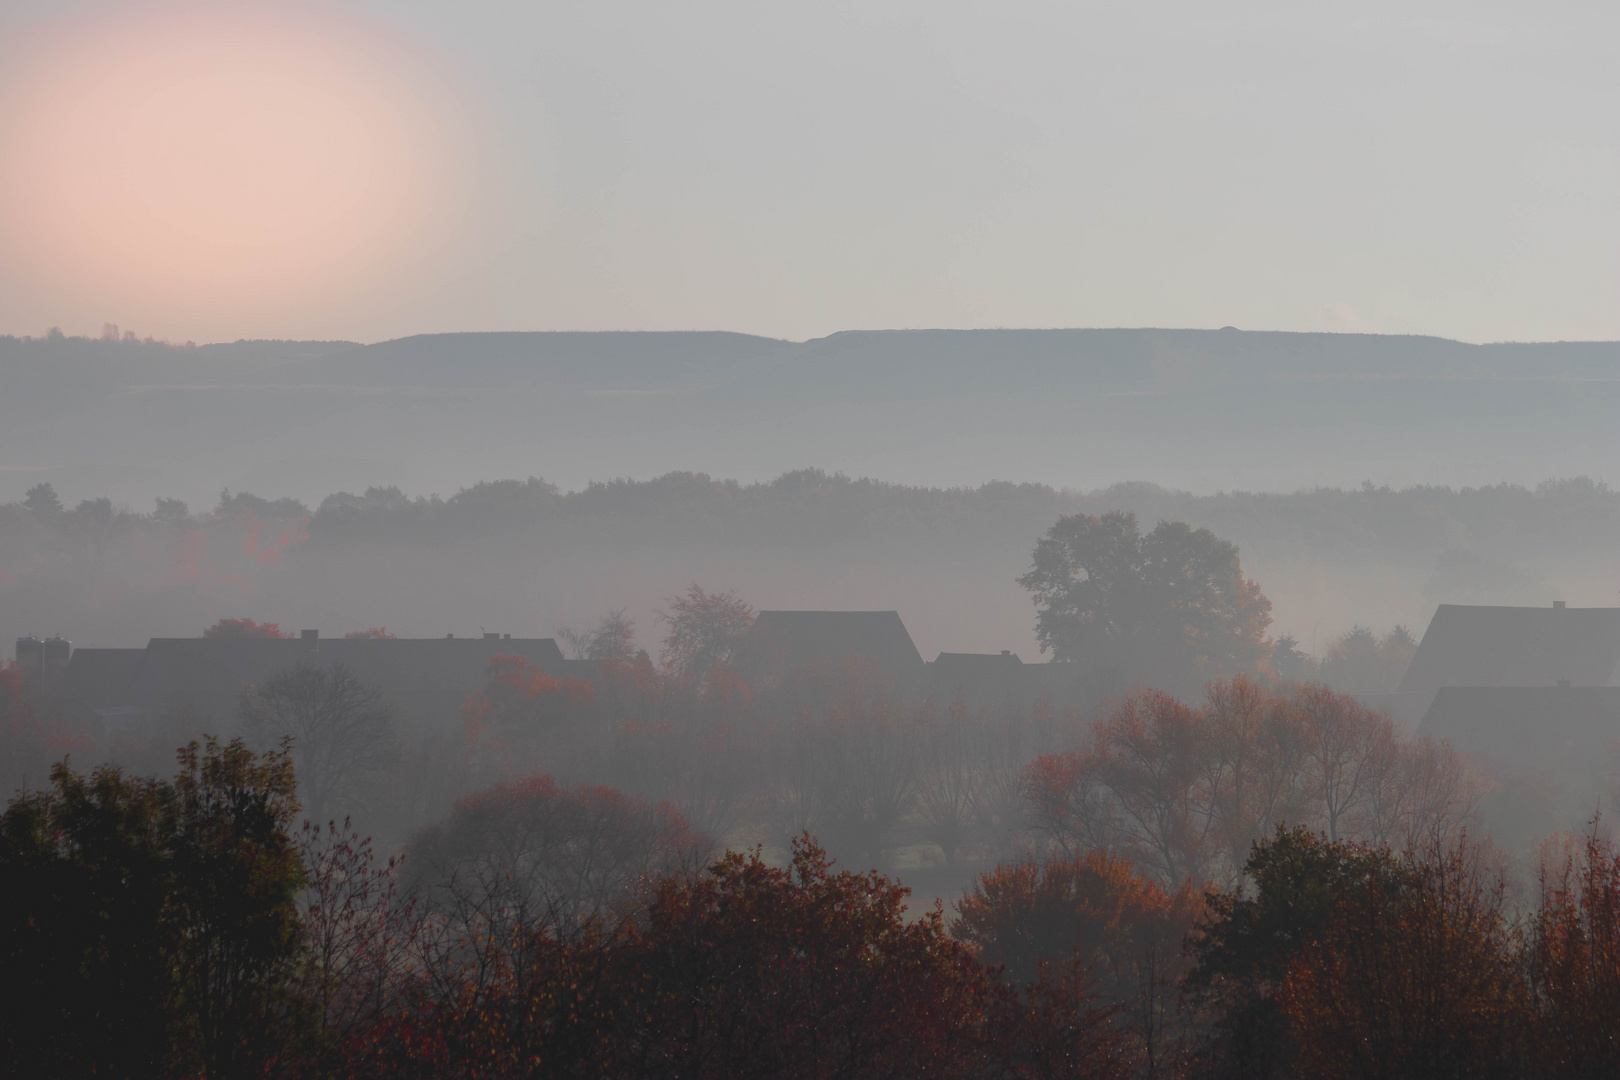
xmin=927 ymin=651 xmax=1028 ymax=705
xmin=63 ymin=648 xmax=151 ymax=713
xmin=63 ymin=635 xmax=565 ymax=727
xmin=933 ymin=651 xmax=1024 ymax=668
xmin=1418 ymin=685 xmax=1620 ymax=767
xmin=1398 ymin=604 xmax=1620 ymax=695
xmin=745 ymin=610 xmax=924 ymax=680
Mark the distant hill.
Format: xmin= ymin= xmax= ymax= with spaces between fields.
xmin=3 ymin=328 xmax=1617 ymax=508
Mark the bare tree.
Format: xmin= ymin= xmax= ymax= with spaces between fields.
xmin=1361 ymin=734 xmax=1481 ymax=849
xmin=239 ymin=661 xmax=400 ymax=825
xmin=657 ymin=584 xmax=754 ymax=681
xmin=1092 ymin=690 xmax=1219 ymax=886
xmin=1295 ymin=684 xmax=1392 ymax=842
xmin=558 ymin=609 xmax=638 ymax=663
xmin=1204 ymin=676 xmax=1310 ymax=882
xmin=916 ymin=699 xmax=984 ymax=868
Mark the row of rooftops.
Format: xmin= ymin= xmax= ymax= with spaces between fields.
xmin=17 ymin=612 xmax=1043 ymax=729
xmin=19 ymin=604 xmax=1620 ymax=765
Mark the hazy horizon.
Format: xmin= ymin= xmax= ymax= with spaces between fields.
xmin=3 ymin=1 xmax=1617 ymax=345
xmin=7 ymin=6 xmax=1620 ymax=1064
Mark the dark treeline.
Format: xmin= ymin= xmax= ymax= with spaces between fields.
xmin=2 ymin=470 xmax=1615 ymax=663
xmin=7 ymin=732 xmax=1620 ymax=1079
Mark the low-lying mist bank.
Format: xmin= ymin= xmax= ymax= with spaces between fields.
xmin=2 ymin=469 xmax=1614 ymax=659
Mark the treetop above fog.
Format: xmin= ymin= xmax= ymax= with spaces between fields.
xmin=1020 ymin=510 xmax=1272 ymax=692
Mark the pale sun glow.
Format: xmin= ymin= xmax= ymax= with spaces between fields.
xmin=0 ymin=3 xmax=474 ymax=339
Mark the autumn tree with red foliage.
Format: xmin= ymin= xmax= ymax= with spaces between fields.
xmin=344 ymin=835 xmax=1135 ymax=1080
xmin=658 ymin=583 xmax=755 ymax=682
xmin=607 ymin=838 xmax=992 ymax=1079
xmin=460 ymin=654 xmax=596 ymax=780
xmin=955 ymin=849 xmax=1203 ymax=1072
xmin=1024 ymin=680 xmax=1480 ymax=889
xmin=1279 ymin=838 xmax=1526 ymax=1080
xmin=1185 ymin=826 xmax=1404 ymax=1079
xmin=294 ymin=817 xmax=421 ymax=1059
xmin=1524 ymin=823 xmax=1620 ymax=1078
xmin=204 ymin=617 xmax=290 ymax=638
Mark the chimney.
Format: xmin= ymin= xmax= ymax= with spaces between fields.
xmin=14 ymin=636 xmax=43 ymax=690
xmin=1001 ymin=650 xmax=1010 ymax=656
xmin=1554 ymin=600 xmax=1567 ymax=609
xmin=301 ymin=629 xmax=318 ymax=653
xmin=484 ymin=632 xmax=500 ymax=640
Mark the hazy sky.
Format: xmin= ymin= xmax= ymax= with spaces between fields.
xmin=0 ymin=0 xmax=1615 ymax=345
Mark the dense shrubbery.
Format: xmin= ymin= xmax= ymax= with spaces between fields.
xmin=0 ymin=739 xmax=305 ymax=1077
xmin=9 ymin=739 xmax=1620 ymax=1079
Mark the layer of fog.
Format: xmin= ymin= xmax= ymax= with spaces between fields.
xmin=3 ymin=329 xmax=1618 ymax=514
xmin=2 ymin=470 xmax=1613 ymax=668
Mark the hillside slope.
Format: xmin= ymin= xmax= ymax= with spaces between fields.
xmin=3 ymin=328 xmax=1616 ymax=507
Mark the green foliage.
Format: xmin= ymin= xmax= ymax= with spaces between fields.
xmin=23 ymin=481 xmax=62 ymax=516
xmin=1018 ymin=511 xmax=1272 ymax=696
xmin=1317 ymin=624 xmax=1417 ymax=694
xmin=1280 ymin=841 xmax=1524 ymax=1080
xmin=1184 ymin=826 xmax=1405 ymax=1080
xmin=1191 ymin=825 xmax=1404 ymax=990
xmin=0 ymin=738 xmax=306 ymax=1079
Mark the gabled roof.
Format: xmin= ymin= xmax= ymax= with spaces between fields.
xmin=1418 ymin=685 xmax=1620 ymax=767
xmin=745 ymin=611 xmax=924 ymax=680
xmin=1398 ymin=604 xmax=1620 ymax=695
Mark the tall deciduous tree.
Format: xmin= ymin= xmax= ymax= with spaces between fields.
xmin=657 ymin=584 xmax=754 ymax=682
xmin=1018 ymin=511 xmax=1272 ymax=695
xmin=1525 ymin=825 xmax=1620 ymax=1077
xmin=1281 ymin=840 xmax=1525 ymax=1080
xmin=0 ymin=738 xmax=306 ymax=1079
xmin=240 ymin=662 xmax=399 ymax=826
xmin=954 ymin=849 xmax=1203 ymax=1070
xmin=1186 ymin=826 xmax=1403 ymax=1080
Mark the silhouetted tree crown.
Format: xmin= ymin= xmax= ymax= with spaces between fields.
xmin=239 ymin=661 xmax=399 ymax=826
xmin=658 ymin=584 xmax=755 ymax=681
xmin=23 ymin=482 xmax=62 ymax=517
xmin=1019 ymin=510 xmax=1272 ymax=694
xmin=0 ymin=738 xmax=305 ymax=1078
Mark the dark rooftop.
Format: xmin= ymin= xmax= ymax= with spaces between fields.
xmin=1418 ymin=685 xmax=1620 ymax=768
xmin=745 ymin=610 xmax=925 ymax=681
xmin=1399 ymin=604 xmax=1620 ymax=695
xmin=60 ymin=634 xmax=565 ymax=728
